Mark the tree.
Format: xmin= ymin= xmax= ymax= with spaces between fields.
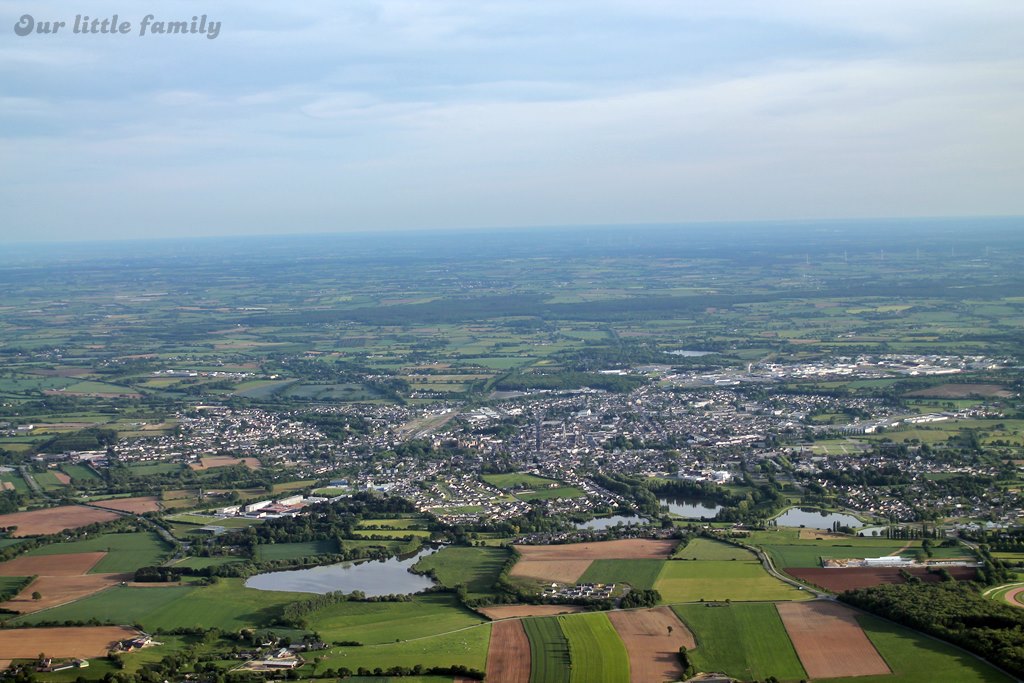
xmin=31 ymin=591 xmax=42 ymax=601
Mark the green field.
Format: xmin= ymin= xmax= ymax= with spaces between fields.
xmin=827 ymin=615 xmax=1015 ymax=683
xmin=411 ymin=546 xmax=509 ymax=597
xmin=482 ymin=472 xmax=560 ymax=490
xmin=675 ymin=603 xmax=806 ymax=681
xmin=26 ymin=531 xmax=169 ymax=573
xmin=516 ymin=486 xmax=586 ymax=501
xmin=172 ymin=556 xmax=246 ymax=570
xmin=308 ymin=593 xmax=486 ymax=644
xmin=559 ymin=612 xmax=630 ymax=683
xmin=674 ymin=538 xmax=756 ymax=561
xmin=60 ymin=463 xmax=101 ymax=481
xmin=318 ymin=624 xmax=490 ymax=674
xmin=655 ymin=561 xmax=807 ymax=603
xmin=523 ymin=616 xmax=571 ymax=683
xmin=357 ymin=517 xmax=431 ymax=530
xmin=15 ymin=579 xmax=308 ymax=631
xmin=578 ymin=559 xmax=665 ymax=590
xmin=255 ymin=539 xmax=339 ymax=561
xmin=351 ymin=528 xmax=432 ymax=539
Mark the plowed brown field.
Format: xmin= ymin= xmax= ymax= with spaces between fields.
xmin=777 ymin=601 xmax=890 ymax=678
xmin=52 ymin=472 xmax=71 ymax=485
xmin=0 ymin=552 xmax=106 ymax=576
xmin=509 ymin=559 xmax=593 ymax=583
xmin=91 ymin=496 xmax=161 ymax=513
xmin=608 ymin=607 xmax=695 ymax=683
xmin=789 ymin=566 xmax=976 ymax=592
xmin=0 ymin=506 xmax=120 ymax=537
xmin=479 ymin=604 xmax=586 ymax=619
xmin=0 ymin=626 xmax=138 ymax=658
xmin=189 ymin=456 xmax=261 ymax=471
xmin=485 ymin=619 xmax=530 ymax=683
xmin=2 ymin=573 xmax=129 ymax=613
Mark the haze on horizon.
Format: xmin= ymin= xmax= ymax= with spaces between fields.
xmin=2 ymin=1 xmax=1023 ymax=243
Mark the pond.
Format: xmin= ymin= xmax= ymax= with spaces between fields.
xmin=575 ymin=514 xmax=646 ymax=530
xmin=659 ymin=496 xmax=723 ymax=519
xmin=245 ymin=546 xmax=439 ymax=596
xmin=668 ymin=349 xmax=716 ymax=357
xmin=773 ymin=507 xmax=862 ymax=530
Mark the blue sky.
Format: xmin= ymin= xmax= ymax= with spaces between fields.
xmin=2 ymin=1 xmax=1023 ymax=241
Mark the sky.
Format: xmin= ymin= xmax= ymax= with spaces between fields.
xmin=2 ymin=1 xmax=1023 ymax=242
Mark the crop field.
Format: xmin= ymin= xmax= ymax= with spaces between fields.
xmin=478 ymin=604 xmax=586 ymax=620
xmin=825 ymin=614 xmax=1016 ymax=683
xmin=189 ymin=456 xmax=261 ymax=471
xmin=0 ymin=505 xmax=120 ymax=537
xmin=655 ymin=560 xmax=807 ymax=603
xmin=4 ymin=573 xmax=127 ymax=613
xmin=318 ymin=624 xmax=490 ymax=673
xmin=254 ymin=539 xmax=338 ymax=561
xmin=523 ymin=617 xmax=571 ymax=683
xmin=512 ymin=539 xmax=677 ymax=583
xmin=0 ymin=551 xmax=105 ymax=576
xmin=674 ymin=603 xmax=807 ymax=681
xmin=0 ymin=626 xmax=139 ymax=659
xmin=411 ymin=546 xmax=509 ymax=597
xmin=486 ymin=619 xmax=531 ymax=683
xmin=90 ymin=495 xmax=162 ymax=513
xmin=14 ymin=579 xmax=307 ymax=632
xmin=308 ymin=593 xmax=485 ymax=644
xmin=776 ymin=601 xmax=890 ymax=678
xmin=673 ymin=538 xmax=755 ymax=561
xmin=27 ymin=532 xmax=170 ymax=572
xmin=560 ymin=612 xmax=630 ymax=683
xmin=607 ymin=607 xmax=695 ymax=683
xmin=788 ymin=566 xmax=977 ymax=592
xmin=577 ymin=559 xmax=665 ymax=590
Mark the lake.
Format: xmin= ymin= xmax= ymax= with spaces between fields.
xmin=245 ymin=546 xmax=439 ymax=596
xmin=659 ymin=496 xmax=723 ymax=519
xmin=773 ymin=508 xmax=862 ymax=530
xmin=575 ymin=514 xmax=645 ymax=530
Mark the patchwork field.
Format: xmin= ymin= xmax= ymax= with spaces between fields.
xmin=26 ymin=532 xmax=170 ymax=573
xmin=0 ymin=506 xmax=120 ymax=536
xmin=511 ymin=539 xmax=676 ymax=583
xmin=0 ymin=626 xmax=139 ymax=659
xmin=777 ymin=601 xmax=890 ymax=678
xmin=789 ymin=566 xmax=977 ymax=592
xmin=674 ymin=603 xmax=807 ymax=681
xmin=560 ymin=612 xmax=630 ymax=683
xmin=478 ymin=604 xmax=586 ymax=620
xmin=485 ymin=619 xmax=530 ymax=683
xmin=655 ymin=560 xmax=808 ymax=603
xmin=607 ymin=607 xmax=695 ymax=683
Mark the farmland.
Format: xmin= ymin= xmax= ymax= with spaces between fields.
xmin=485 ymin=619 xmax=530 ymax=683
xmin=674 ymin=603 xmax=807 ymax=681
xmin=0 ymin=506 xmax=120 ymax=537
xmin=411 ymin=546 xmax=509 ymax=597
xmin=655 ymin=560 xmax=808 ymax=603
xmin=0 ymin=626 xmax=140 ymax=659
xmin=607 ymin=607 xmax=694 ymax=683
xmin=776 ymin=601 xmax=890 ymax=678
xmin=26 ymin=532 xmax=170 ymax=573
xmin=305 ymin=593 xmax=485 ymax=644
xmin=523 ymin=617 xmax=571 ymax=683
xmin=559 ymin=612 xmax=630 ymax=683
xmin=578 ymin=559 xmax=664 ymax=590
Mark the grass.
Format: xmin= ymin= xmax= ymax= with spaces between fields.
xmin=826 ymin=614 xmax=1015 ymax=683
xmin=318 ymin=624 xmax=490 ymax=673
xmin=482 ymin=472 xmax=560 ymax=490
xmin=16 ymin=579 xmax=308 ymax=631
xmin=351 ymin=529 xmax=432 ymax=539
xmin=578 ymin=559 xmax=665 ymax=590
xmin=26 ymin=531 xmax=170 ymax=573
xmin=674 ymin=603 xmax=806 ymax=681
xmin=357 ymin=517 xmax=430 ymax=530
xmin=255 ymin=539 xmax=339 ymax=561
xmin=655 ymin=561 xmax=808 ymax=603
xmin=308 ymin=593 xmax=486 ymax=645
xmin=172 ymin=556 xmax=245 ymax=569
xmin=411 ymin=546 xmax=509 ymax=597
xmin=516 ymin=486 xmax=586 ymax=501
xmin=674 ymin=538 xmax=755 ymax=561
xmin=523 ymin=616 xmax=571 ymax=683
xmin=559 ymin=612 xmax=630 ymax=683
xmin=59 ymin=463 xmax=100 ymax=481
